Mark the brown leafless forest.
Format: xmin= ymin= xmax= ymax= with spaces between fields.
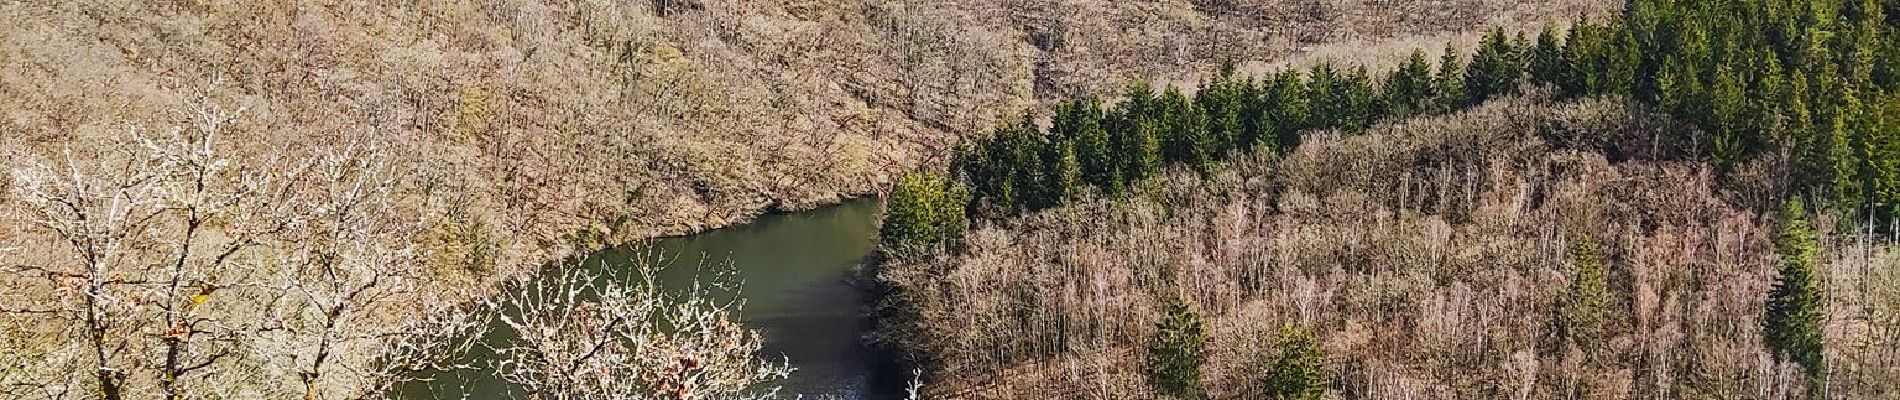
xmin=873 ymin=96 xmax=1900 ymax=398
xmin=2 ymin=0 xmax=1630 ymax=398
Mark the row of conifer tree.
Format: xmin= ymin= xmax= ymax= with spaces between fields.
xmin=885 ymin=0 xmax=1900 ymax=257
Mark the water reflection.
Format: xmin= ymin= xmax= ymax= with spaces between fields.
xmin=403 ymin=198 xmax=896 ymax=399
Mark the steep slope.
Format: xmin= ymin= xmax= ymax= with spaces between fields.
xmin=874 ymin=96 xmax=1900 ymax=398
xmin=0 ymin=1 xmax=1621 ymax=397
xmin=1 ymin=0 xmax=1618 ymax=273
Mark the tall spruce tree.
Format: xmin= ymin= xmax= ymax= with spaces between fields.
xmin=1709 ymin=61 xmax=1749 ymax=166
xmin=1266 ymin=69 xmax=1310 ymax=151
xmin=1042 ymin=133 xmax=1082 ymax=204
xmin=1434 ymin=42 xmax=1468 ymax=113
xmin=1066 ymin=99 xmax=1120 ymax=194
xmin=881 ymin=172 xmax=969 ymax=257
xmin=1148 ymin=298 xmax=1207 ymax=399
xmin=1116 ymin=81 xmax=1165 ymax=185
xmin=1342 ymin=65 xmax=1381 ymax=131
xmin=1384 ymin=50 xmax=1436 ymax=118
xmin=1158 ymin=87 xmax=1214 ymax=174
xmin=1003 ymin=114 xmax=1047 ymax=211
xmin=1239 ymin=77 xmax=1274 ymax=151
xmin=1198 ymin=72 xmax=1245 ymax=156
xmin=1828 ymin=89 xmax=1865 ymax=209
xmin=1306 ymin=63 xmax=1340 ymax=130
xmin=1261 ymin=324 xmax=1326 ymax=400
xmin=1466 ymin=27 xmax=1523 ymax=105
xmin=1530 ymin=22 xmax=1568 ymax=89
xmin=1764 ymin=197 xmax=1827 ymax=385
xmin=1558 ymin=21 xmax=1590 ymax=96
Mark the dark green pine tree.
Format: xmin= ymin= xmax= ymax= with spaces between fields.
xmin=1384 ymin=50 xmax=1436 ymax=118
xmin=1654 ymin=54 xmax=1706 ymax=130
xmin=1433 ymin=42 xmax=1467 ymax=113
xmin=880 ymin=172 xmax=969 ymax=257
xmin=1861 ymin=94 xmax=1900 ymax=212
xmin=1260 ymin=324 xmax=1326 ymax=400
xmin=1307 ymin=63 xmax=1344 ymax=130
xmin=1265 ymin=69 xmax=1310 ymax=151
xmin=1559 ymin=20 xmax=1596 ymax=96
xmin=1708 ymin=61 xmax=1749 ymax=167
xmin=1748 ymin=50 xmax=1790 ymax=147
xmin=1002 ymin=114 xmax=1049 ymax=212
xmin=1197 ymin=71 xmax=1245 ymax=156
xmin=1342 ymin=65 xmax=1381 ymax=131
xmin=1042 ymin=131 xmax=1082 ymax=204
xmin=1598 ymin=20 xmax=1641 ymax=95
xmin=1763 ymin=197 xmax=1827 ymax=388
xmin=1066 ymin=99 xmax=1120 ymax=194
xmin=1465 ymin=27 xmax=1523 ymax=106
xmin=953 ymin=129 xmax=1012 ymax=217
xmin=1827 ymin=88 xmax=1865 ymax=209
xmin=1158 ymin=87 xmax=1214 ymax=174
xmin=1238 ymin=77 xmax=1274 ymax=152
xmin=1112 ymin=82 xmax=1165 ymax=186
xmin=1529 ymin=22 xmax=1568 ymax=90
xmin=1787 ymin=75 xmax=1827 ymax=190
xmin=1148 ymin=297 xmax=1207 ymax=399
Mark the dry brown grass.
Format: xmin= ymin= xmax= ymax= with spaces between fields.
xmin=875 ymin=96 xmax=1900 ymax=399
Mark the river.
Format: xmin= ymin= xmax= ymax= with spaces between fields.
xmin=403 ymin=198 xmax=900 ymax=399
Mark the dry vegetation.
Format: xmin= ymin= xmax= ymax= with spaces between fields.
xmin=874 ymin=96 xmax=1900 ymax=398
xmin=0 ymin=0 xmax=1621 ymax=272
xmin=1 ymin=0 xmax=1623 ymax=397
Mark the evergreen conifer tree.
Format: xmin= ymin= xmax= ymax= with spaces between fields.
xmin=1042 ymin=132 xmax=1082 ymax=204
xmin=1068 ymin=99 xmax=1119 ymax=194
xmin=1709 ymin=61 xmax=1749 ymax=166
xmin=1343 ymin=65 xmax=1380 ymax=131
xmin=1434 ymin=43 xmax=1468 ymax=112
xmin=1530 ymin=22 xmax=1568 ymax=89
xmin=1148 ymin=298 xmax=1206 ymax=399
xmin=1198 ymin=73 xmax=1245 ymax=156
xmin=1266 ymin=70 xmax=1310 ymax=151
xmin=1763 ymin=197 xmax=1827 ymax=387
xmin=1308 ymin=63 xmax=1345 ymax=130
xmin=1116 ymin=81 xmax=1165 ymax=185
xmin=881 ymin=172 xmax=969 ymax=257
xmin=1384 ymin=50 xmax=1436 ymax=118
xmin=1466 ymin=27 xmax=1523 ymax=105
xmin=1558 ymin=235 xmax=1609 ymax=351
xmin=1261 ymin=324 xmax=1326 ymax=400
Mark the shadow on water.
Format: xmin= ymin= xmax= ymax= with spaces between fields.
xmin=401 ymin=198 xmax=906 ymax=399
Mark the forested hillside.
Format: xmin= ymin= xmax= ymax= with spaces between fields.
xmin=1 ymin=1 xmax=1630 ymax=398
xmin=0 ymin=0 xmax=1612 ymax=286
xmin=883 ymin=96 xmax=1900 ymax=398
xmin=877 ymin=0 xmax=1900 ymax=397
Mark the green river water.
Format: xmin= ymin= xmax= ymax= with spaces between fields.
xmin=403 ymin=198 xmax=900 ymax=399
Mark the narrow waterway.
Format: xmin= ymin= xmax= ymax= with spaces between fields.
xmin=404 ymin=198 xmax=897 ymax=399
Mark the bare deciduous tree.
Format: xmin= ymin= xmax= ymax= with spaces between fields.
xmin=492 ymin=254 xmax=789 ymax=400
xmin=2 ymin=100 xmax=486 ymax=399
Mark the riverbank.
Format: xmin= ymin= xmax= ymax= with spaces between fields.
xmin=403 ymin=198 xmax=916 ymax=399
